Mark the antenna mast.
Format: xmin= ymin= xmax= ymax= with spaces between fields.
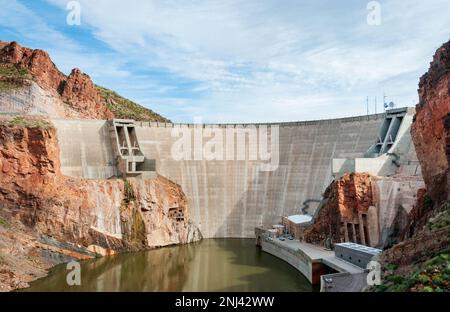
xmin=366 ymin=96 xmax=369 ymax=116
xmin=375 ymin=96 xmax=377 ymax=115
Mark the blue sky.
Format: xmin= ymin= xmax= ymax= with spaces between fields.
xmin=0 ymin=0 xmax=449 ymax=123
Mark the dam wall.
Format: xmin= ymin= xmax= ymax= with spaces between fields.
xmin=52 ymin=119 xmax=118 ymax=179
xmin=52 ymin=113 xmax=388 ymax=238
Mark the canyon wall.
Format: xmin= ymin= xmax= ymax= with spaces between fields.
xmin=411 ymin=40 xmax=450 ymax=205
xmin=0 ymin=118 xmax=200 ymax=256
xmin=375 ymin=40 xmax=450 ymax=275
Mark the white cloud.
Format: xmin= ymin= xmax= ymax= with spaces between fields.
xmin=0 ymin=0 xmax=77 ymax=50
xmin=5 ymin=0 xmax=450 ymax=122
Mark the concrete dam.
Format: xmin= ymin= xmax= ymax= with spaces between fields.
xmin=52 ymin=108 xmax=420 ymax=239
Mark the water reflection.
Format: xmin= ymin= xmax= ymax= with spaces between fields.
xmin=24 ymin=239 xmax=314 ymax=292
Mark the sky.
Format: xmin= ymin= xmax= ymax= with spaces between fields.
xmin=0 ymin=0 xmax=449 ymax=123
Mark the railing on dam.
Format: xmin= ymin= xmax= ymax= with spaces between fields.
xmin=134 ymin=113 xmax=387 ymax=129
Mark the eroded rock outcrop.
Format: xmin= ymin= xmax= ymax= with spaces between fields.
xmin=0 ymin=41 xmax=64 ymax=91
xmin=303 ymin=173 xmax=374 ymax=245
xmin=60 ymin=68 xmax=113 ymax=119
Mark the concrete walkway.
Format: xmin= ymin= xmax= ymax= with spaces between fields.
xmin=269 ymin=239 xmax=364 ymax=274
xmin=323 ymin=256 xmax=364 ymax=274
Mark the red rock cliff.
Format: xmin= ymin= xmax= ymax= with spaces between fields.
xmin=0 ymin=41 xmax=64 ymax=90
xmin=61 ymin=68 xmax=113 ymax=118
xmin=0 ymin=41 xmax=112 ymax=119
xmin=303 ymin=173 xmax=374 ymax=245
xmin=377 ymin=41 xmax=450 ymax=276
xmin=411 ymin=39 xmax=450 ymax=205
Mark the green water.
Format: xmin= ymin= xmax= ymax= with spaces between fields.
xmin=24 ymin=239 xmax=314 ymax=292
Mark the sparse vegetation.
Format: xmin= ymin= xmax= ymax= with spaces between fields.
xmin=0 ymin=65 xmax=30 ymax=92
xmin=427 ymin=205 xmax=450 ymax=231
xmin=423 ymin=195 xmax=433 ymax=208
xmin=0 ymin=116 xmax=53 ymax=129
xmin=385 ymin=263 xmax=399 ymax=271
xmin=0 ymin=216 xmax=10 ymax=228
xmin=123 ymin=179 xmax=136 ymax=205
xmin=375 ymin=249 xmax=450 ymax=292
xmin=96 ymin=86 xmax=170 ymax=122
xmin=0 ymin=66 xmax=29 ymax=78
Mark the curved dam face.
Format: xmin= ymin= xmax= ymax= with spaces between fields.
xmin=52 ymin=114 xmax=386 ymax=238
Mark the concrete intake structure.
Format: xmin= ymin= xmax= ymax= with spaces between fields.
xmin=52 ymin=108 xmax=420 ymax=239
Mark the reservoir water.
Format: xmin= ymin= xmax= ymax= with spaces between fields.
xmin=24 ymin=239 xmax=314 ymax=292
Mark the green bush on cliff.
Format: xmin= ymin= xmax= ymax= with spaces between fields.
xmin=423 ymin=195 xmax=433 ymax=208
xmin=0 ymin=217 xmax=9 ymax=228
xmin=428 ymin=206 xmax=450 ymax=230
xmin=385 ymin=263 xmax=399 ymax=271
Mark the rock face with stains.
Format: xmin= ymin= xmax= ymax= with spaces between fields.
xmin=378 ymin=41 xmax=450 ymax=271
xmin=0 ymin=118 xmax=201 ymax=290
xmin=411 ymin=39 xmax=450 ymax=205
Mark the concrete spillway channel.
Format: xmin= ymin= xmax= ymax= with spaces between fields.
xmin=51 ymin=108 xmax=420 ymax=240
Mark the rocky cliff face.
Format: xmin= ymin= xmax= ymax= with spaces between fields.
xmin=60 ymin=68 xmax=113 ymax=119
xmin=372 ymin=42 xmax=450 ymax=291
xmin=0 ymin=41 xmax=167 ymax=121
xmin=303 ymin=173 xmax=374 ymax=245
xmin=0 ymin=117 xmax=200 ymax=290
xmin=0 ymin=41 xmax=64 ymax=91
xmin=411 ymin=39 xmax=450 ymax=205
